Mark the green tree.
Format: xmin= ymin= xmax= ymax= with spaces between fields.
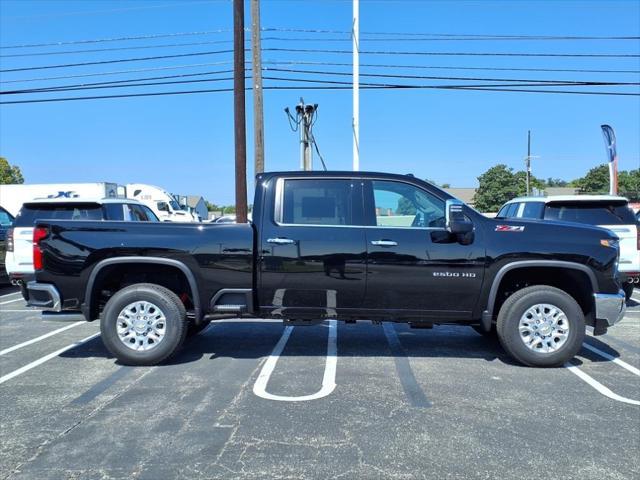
xmin=619 ymin=169 xmax=640 ymax=199
xmin=0 ymin=157 xmax=24 ymax=184
xmin=441 ymin=183 xmax=451 ymax=189
xmin=204 ymin=200 xmax=219 ymax=212
xmin=546 ymin=177 xmax=568 ymax=187
xmin=473 ymin=164 xmax=545 ymax=212
xmin=573 ymin=164 xmax=610 ymax=194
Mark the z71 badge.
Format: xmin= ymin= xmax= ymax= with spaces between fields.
xmin=495 ymin=225 xmax=525 ymax=232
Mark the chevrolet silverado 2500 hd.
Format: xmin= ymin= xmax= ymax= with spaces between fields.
xmin=25 ymin=171 xmax=626 ymax=367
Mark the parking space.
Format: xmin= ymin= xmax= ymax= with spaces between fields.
xmin=1 ymin=288 xmax=639 ymax=479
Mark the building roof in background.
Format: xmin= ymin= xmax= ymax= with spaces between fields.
xmin=544 ymin=187 xmax=580 ymax=196
xmin=444 ymin=188 xmax=477 ymax=205
xmin=186 ymin=195 xmax=204 ymax=208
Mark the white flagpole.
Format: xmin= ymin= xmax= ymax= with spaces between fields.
xmin=353 ymin=0 xmax=360 ymax=171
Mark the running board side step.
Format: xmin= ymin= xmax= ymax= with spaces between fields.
xmin=209 ymin=288 xmax=253 ymax=314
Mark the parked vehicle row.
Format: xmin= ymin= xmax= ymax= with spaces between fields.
xmin=0 ymin=206 xmax=15 ymax=284
xmin=0 ymin=182 xmax=199 ymax=223
xmin=4 ymin=198 xmax=158 ymax=288
xmin=497 ymin=195 xmax=640 ymax=299
xmin=25 ymin=171 xmax=626 ymax=369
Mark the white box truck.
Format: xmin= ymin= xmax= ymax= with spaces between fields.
xmin=0 ymin=182 xmax=121 ymax=217
xmin=126 ymin=183 xmax=198 ymax=222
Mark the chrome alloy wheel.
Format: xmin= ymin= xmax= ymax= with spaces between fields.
xmin=518 ymin=303 xmax=570 ymax=353
xmin=116 ymin=301 xmax=167 ymax=351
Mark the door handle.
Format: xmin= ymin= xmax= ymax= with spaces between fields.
xmin=267 ymin=237 xmax=295 ymax=245
xmin=370 ymin=240 xmax=398 ymax=247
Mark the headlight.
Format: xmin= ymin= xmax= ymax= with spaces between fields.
xmin=600 ymin=239 xmax=619 ymax=248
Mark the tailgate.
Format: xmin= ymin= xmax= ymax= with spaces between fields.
xmin=10 ymin=227 xmax=34 ymax=272
xmin=601 ymin=224 xmax=639 ymax=269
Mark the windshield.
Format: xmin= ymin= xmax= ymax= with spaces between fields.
xmin=169 ymin=200 xmax=181 ymax=211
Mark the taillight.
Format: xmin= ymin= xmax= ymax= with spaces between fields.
xmin=6 ymin=228 xmax=13 ymax=252
xmin=32 ymin=227 xmax=49 ymax=270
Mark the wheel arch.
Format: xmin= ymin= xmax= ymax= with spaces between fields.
xmin=483 ymin=260 xmax=597 ymax=323
xmin=84 ymin=257 xmax=201 ymax=323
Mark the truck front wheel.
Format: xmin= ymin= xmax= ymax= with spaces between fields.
xmin=100 ymin=283 xmax=188 ymax=366
xmin=496 ymin=285 xmax=584 ymax=367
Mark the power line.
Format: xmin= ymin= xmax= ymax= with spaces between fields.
xmin=1 ymin=69 xmax=238 ymax=94
xmin=3 ymin=48 xmax=637 ymax=75
xmin=264 ymin=47 xmax=640 ymax=58
xmin=6 ymin=66 xmax=635 ymax=95
xmin=261 ymin=27 xmax=640 ymax=40
xmin=3 ymin=28 xmax=638 ymax=50
xmin=4 ymin=72 xmax=636 ymax=96
xmin=1 ymin=83 xmax=637 ymax=105
xmin=0 ymin=29 xmax=233 ymax=49
xmin=263 ymin=60 xmax=640 ymax=74
xmin=263 ymin=67 xmax=640 ymax=85
xmin=7 ymin=33 xmax=640 ymax=58
xmin=0 ymin=61 xmax=235 ymax=84
xmin=0 ymin=49 xmax=236 ymax=73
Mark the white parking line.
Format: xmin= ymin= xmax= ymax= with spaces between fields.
xmin=564 ymin=362 xmax=640 ymax=406
xmin=0 ymin=298 xmax=23 ymax=306
xmin=582 ymin=342 xmax=640 ymax=377
xmin=0 ymin=333 xmax=100 ymax=386
xmin=0 ymin=321 xmax=85 ymax=356
xmin=0 ymin=292 xmax=22 ymax=299
xmin=253 ymin=320 xmax=337 ymax=402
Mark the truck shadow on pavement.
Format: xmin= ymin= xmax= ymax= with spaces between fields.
xmin=59 ymin=320 xmax=622 ymax=368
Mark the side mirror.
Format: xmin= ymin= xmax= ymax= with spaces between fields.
xmin=445 ymin=199 xmax=474 ymax=235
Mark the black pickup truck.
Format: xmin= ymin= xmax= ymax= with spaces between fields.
xmin=26 ymin=171 xmax=626 ymax=367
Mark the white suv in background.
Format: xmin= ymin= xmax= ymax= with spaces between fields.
xmin=498 ymin=195 xmax=639 ymax=300
xmin=4 ymin=198 xmax=158 ymax=291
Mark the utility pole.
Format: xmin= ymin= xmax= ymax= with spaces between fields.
xmin=285 ymin=98 xmax=317 ymax=171
xmin=352 ymin=0 xmax=360 ymax=171
xmin=251 ymin=0 xmax=264 ymax=174
xmin=526 ymin=130 xmax=531 ymax=196
xmin=233 ymin=0 xmax=248 ymax=223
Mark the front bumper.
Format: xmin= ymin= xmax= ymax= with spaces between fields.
xmin=594 ymin=290 xmax=626 ymax=327
xmin=25 ymin=281 xmax=61 ymax=312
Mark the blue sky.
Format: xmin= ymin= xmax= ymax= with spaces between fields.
xmin=1 ymin=0 xmax=639 ymax=204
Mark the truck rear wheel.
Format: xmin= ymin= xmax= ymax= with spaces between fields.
xmin=100 ymin=283 xmax=188 ymax=366
xmin=496 ymin=285 xmax=584 ymax=367
xmin=622 ymin=283 xmax=634 ymax=301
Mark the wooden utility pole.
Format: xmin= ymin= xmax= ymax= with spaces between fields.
xmin=233 ymin=0 xmax=248 ymax=223
xmin=251 ymin=0 xmax=264 ymax=174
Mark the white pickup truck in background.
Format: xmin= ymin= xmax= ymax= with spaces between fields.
xmin=498 ymin=195 xmax=640 ymax=299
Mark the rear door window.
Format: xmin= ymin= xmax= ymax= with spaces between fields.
xmin=103 ymin=203 xmax=125 ymax=221
xmin=544 ymin=201 xmax=636 ymax=225
xmin=14 ymin=203 xmax=103 ymax=227
xmin=521 ymin=202 xmax=544 ymax=219
xmin=279 ymin=178 xmax=362 ymax=226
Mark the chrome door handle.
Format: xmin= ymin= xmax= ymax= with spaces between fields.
xmin=267 ymin=237 xmax=295 ymax=245
xmin=370 ymin=240 xmax=398 ymax=247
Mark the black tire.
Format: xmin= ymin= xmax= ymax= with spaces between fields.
xmin=100 ymin=283 xmax=188 ymax=366
xmin=187 ymin=319 xmax=211 ymax=337
xmin=622 ymin=283 xmax=634 ymax=301
xmin=497 ymin=285 xmax=584 ymax=367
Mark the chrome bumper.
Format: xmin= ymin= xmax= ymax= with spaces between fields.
xmin=594 ymin=290 xmax=626 ymax=327
xmin=25 ymin=281 xmax=61 ymax=312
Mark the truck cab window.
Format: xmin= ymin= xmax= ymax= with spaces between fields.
xmin=371 ymin=180 xmax=445 ymax=228
xmin=280 ymin=179 xmax=358 ymax=226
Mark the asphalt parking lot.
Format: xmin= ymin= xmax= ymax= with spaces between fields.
xmin=1 ymin=286 xmax=639 ymax=480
